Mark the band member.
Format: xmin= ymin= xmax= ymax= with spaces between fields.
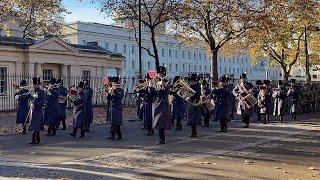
xmin=57 ymin=78 xmax=68 ymax=130
xmin=258 ymin=80 xmax=272 ymax=124
xmin=171 ymin=76 xmax=186 ymax=130
xmin=141 ymin=74 xmax=156 ymax=135
xmin=107 ymin=77 xmax=125 ymax=140
xmin=29 ymin=77 xmax=46 ymax=144
xmin=152 ymin=66 xmax=171 ymax=144
xmin=201 ymin=79 xmax=211 ymax=127
xmin=273 ymin=80 xmax=286 ymax=123
xmin=233 ymin=73 xmax=254 ymax=128
xmin=254 ymin=80 xmax=262 ymax=122
xmin=14 ymin=80 xmax=31 ymax=134
xmin=187 ymin=73 xmax=202 ymax=137
xmin=287 ymin=79 xmax=300 ymax=121
xmin=226 ymin=76 xmax=235 ymax=122
xmin=70 ymin=81 xmax=87 ymax=138
xmin=84 ymin=80 xmax=93 ymax=132
xmin=44 ymin=78 xmax=59 ymax=136
xmin=216 ymin=76 xmax=230 ymax=132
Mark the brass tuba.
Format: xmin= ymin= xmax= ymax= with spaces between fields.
xmin=173 ymin=77 xmax=196 ymax=103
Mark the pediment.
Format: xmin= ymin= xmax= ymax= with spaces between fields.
xmin=29 ymin=37 xmax=76 ymax=53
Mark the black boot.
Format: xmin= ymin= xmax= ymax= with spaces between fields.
xmin=191 ymin=126 xmax=197 ymax=137
xmin=21 ymin=125 xmax=27 ymax=134
xmin=157 ymin=128 xmax=166 ymax=144
xmin=29 ymin=131 xmax=37 ymax=144
xmin=266 ymin=114 xmax=270 ymax=124
xmin=52 ymin=126 xmax=56 ymax=136
xmin=61 ymin=118 xmax=66 ymax=130
xmin=46 ymin=126 xmax=52 ymax=136
xmin=147 ymin=127 xmax=154 ymax=135
xmin=279 ymin=115 xmax=283 ymax=123
xmin=69 ymin=128 xmax=77 ymax=138
xmin=108 ymin=125 xmax=116 ymax=140
xmin=116 ymin=125 xmax=122 ymax=140
xmin=35 ymin=131 xmax=40 ymax=144
xmin=175 ymin=118 xmax=182 ymax=130
xmin=80 ymin=129 xmax=85 ymax=138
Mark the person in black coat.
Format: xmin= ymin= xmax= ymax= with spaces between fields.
xmin=107 ymin=77 xmax=125 ymax=140
xmin=258 ymin=80 xmax=273 ymax=124
xmin=69 ymin=82 xmax=87 ymax=138
xmin=287 ymin=79 xmax=300 ymax=121
xmin=44 ymin=78 xmax=59 ymax=136
xmin=170 ymin=76 xmax=186 ymax=130
xmin=254 ymin=80 xmax=262 ymax=122
xmin=29 ymin=77 xmax=46 ymax=144
xmin=273 ymin=80 xmax=287 ymax=123
xmin=201 ymin=79 xmax=211 ymax=127
xmin=84 ymin=80 xmax=93 ymax=132
xmin=56 ymin=79 xmax=68 ymax=130
xmin=14 ymin=80 xmax=31 ymax=134
xmin=187 ymin=73 xmax=202 ymax=137
xmin=141 ymin=74 xmax=156 ymax=135
xmin=152 ymin=66 xmax=171 ymax=144
xmin=216 ymin=76 xmax=230 ymax=132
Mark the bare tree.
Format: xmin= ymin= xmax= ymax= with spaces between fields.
xmin=97 ymin=0 xmax=180 ymax=72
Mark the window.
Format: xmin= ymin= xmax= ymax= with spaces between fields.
xmin=199 ymin=54 xmax=202 ymax=61
xmin=82 ymin=70 xmax=91 ymax=80
xmin=114 ymin=44 xmax=118 ymax=52
xmin=169 ymin=50 xmax=172 ymax=58
xmin=182 ymin=51 xmax=185 ymax=58
xmin=175 ymin=51 xmax=178 ymax=59
xmin=43 ymin=69 xmax=53 ymax=83
xmin=194 ymin=65 xmax=197 ymax=71
xmin=105 ymin=42 xmax=109 ymax=50
xmin=219 ymin=67 xmax=222 ymax=73
xmin=132 ymin=45 xmax=135 ymax=54
xmin=0 ymin=67 xmax=7 ymax=93
xmin=183 ymin=64 xmax=186 ymax=72
xmin=189 ymin=64 xmax=191 ymax=71
xmin=199 ymin=65 xmax=202 ymax=71
xmin=194 ymin=53 xmax=196 ymax=60
xmin=188 ymin=52 xmax=191 ymax=59
xmin=224 ymin=67 xmax=227 ymax=74
xmin=82 ymin=40 xmax=86 ymax=45
xmin=148 ymin=62 xmax=151 ymax=70
xmin=204 ymin=54 xmax=206 ymax=61
xmin=162 ymin=49 xmax=165 ymax=57
xmin=169 ymin=63 xmax=172 ymax=71
xmin=123 ymin=44 xmax=127 ymax=53
xmin=175 ymin=64 xmax=178 ymax=71
xmin=229 ymin=68 xmax=231 ymax=73
xmin=205 ymin=66 xmax=207 ymax=72
xmin=313 ymin=75 xmax=317 ymax=79
xmin=132 ymin=61 xmax=135 ymax=69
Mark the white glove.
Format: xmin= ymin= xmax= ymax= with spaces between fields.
xmin=33 ymin=93 xmax=38 ymax=98
xmin=15 ymin=95 xmax=20 ymax=100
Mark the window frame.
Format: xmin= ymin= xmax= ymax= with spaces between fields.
xmin=0 ymin=67 xmax=7 ymax=94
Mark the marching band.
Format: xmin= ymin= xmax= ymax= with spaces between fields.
xmin=12 ymin=67 xmax=318 ymax=145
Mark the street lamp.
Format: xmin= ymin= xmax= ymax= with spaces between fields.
xmin=138 ymin=0 xmax=142 ymax=78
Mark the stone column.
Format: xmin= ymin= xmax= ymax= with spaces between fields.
xmin=28 ymin=63 xmax=35 ymax=76
xmin=15 ymin=62 xmax=23 ymax=75
xmin=35 ymin=63 xmax=42 ymax=77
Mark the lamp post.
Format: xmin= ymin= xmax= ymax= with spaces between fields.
xmin=138 ymin=0 xmax=142 ymax=78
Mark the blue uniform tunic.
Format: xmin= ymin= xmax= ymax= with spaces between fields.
xmin=187 ymin=83 xmax=202 ymax=126
xmin=30 ymin=88 xmax=46 ymax=131
xmin=173 ymin=93 xmax=186 ymax=120
xmin=15 ymin=89 xmax=31 ymax=124
xmin=44 ymin=88 xmax=59 ymax=126
xmin=58 ymin=86 xmax=68 ymax=119
xmin=215 ymin=85 xmax=230 ymax=120
xmin=152 ymin=84 xmax=171 ymax=130
xmin=141 ymin=87 xmax=155 ymax=128
xmin=287 ymin=85 xmax=300 ymax=113
xmin=73 ymin=91 xmax=86 ymax=129
xmin=108 ymin=87 xmax=125 ymax=126
xmin=85 ymin=88 xmax=93 ymax=124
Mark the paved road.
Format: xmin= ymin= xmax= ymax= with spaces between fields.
xmin=0 ymin=115 xmax=319 ymax=180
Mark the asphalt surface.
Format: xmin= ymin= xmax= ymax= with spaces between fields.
xmin=0 ymin=114 xmax=319 ymax=180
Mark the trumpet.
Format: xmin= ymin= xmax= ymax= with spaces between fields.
xmin=134 ymin=81 xmax=149 ymax=92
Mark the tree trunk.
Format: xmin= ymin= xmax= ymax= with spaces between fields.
xmin=210 ymin=49 xmax=218 ymax=80
xmin=304 ymin=26 xmax=311 ymax=83
xmin=150 ymin=28 xmax=160 ymax=72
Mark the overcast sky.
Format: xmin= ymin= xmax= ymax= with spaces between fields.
xmin=63 ymin=0 xmax=114 ymax=24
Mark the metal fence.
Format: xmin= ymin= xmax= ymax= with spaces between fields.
xmin=0 ymin=74 xmax=137 ymax=111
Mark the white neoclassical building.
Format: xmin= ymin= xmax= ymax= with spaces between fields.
xmin=61 ymin=21 xmax=281 ymax=90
